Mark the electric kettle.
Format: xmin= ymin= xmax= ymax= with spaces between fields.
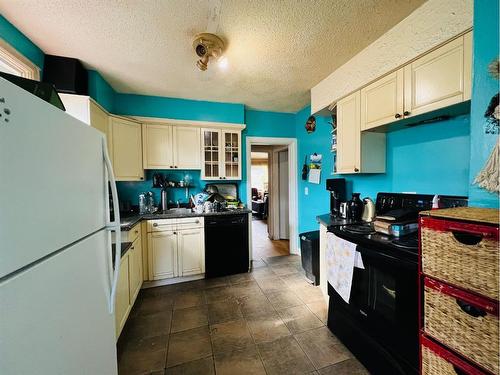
xmin=361 ymin=197 xmax=376 ymax=222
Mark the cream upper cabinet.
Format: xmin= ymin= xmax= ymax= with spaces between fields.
xmin=173 ymin=126 xmax=201 ymax=169
xmin=222 ymin=130 xmax=241 ymax=180
xmin=142 ymin=124 xmax=174 ymax=169
xmin=178 ymin=227 xmax=205 ymax=277
xmin=115 ymin=254 xmax=130 ymax=338
xmin=89 ymin=101 xmax=109 ymax=135
xmin=143 ymin=124 xmax=201 ymax=170
xmin=404 ymin=33 xmax=472 ymax=118
xmin=336 ymin=91 xmax=386 ymax=174
xmin=360 ymin=69 xmax=404 ymax=131
xmin=201 ymin=128 xmax=241 ymax=180
xmin=336 ymin=91 xmax=361 ymax=174
xmin=148 ymin=230 xmax=178 ymax=280
xmin=109 ymin=116 xmax=144 ymax=181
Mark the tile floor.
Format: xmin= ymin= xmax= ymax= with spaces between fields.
xmin=117 ymin=255 xmax=369 ymax=375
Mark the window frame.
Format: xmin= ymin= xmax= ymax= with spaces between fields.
xmin=0 ymin=38 xmax=40 ymax=80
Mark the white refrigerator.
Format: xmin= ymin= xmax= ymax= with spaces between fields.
xmin=0 ymin=77 xmax=121 ymax=374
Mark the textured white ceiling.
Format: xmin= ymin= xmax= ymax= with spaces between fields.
xmin=0 ymin=0 xmax=426 ymax=112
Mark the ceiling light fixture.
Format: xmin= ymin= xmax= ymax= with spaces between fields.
xmin=192 ymin=33 xmax=225 ymax=71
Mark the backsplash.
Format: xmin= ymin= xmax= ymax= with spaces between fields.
xmin=116 ymin=170 xmax=241 ymax=208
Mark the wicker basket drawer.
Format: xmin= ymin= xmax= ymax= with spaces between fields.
xmin=421 ymin=217 xmax=499 ymax=300
xmin=424 ymin=278 xmax=499 ymax=374
xmin=421 ymin=335 xmax=489 ymax=375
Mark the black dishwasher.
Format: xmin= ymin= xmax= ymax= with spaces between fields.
xmin=205 ymin=214 xmax=249 ymax=278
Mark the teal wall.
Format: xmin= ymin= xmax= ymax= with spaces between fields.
xmin=468 ymin=0 xmax=499 ymax=208
xmin=0 ymin=15 xmax=44 ymax=69
xmin=239 ymin=110 xmax=296 ymax=203
xmin=114 ymin=93 xmax=245 ymax=124
xmin=117 ymin=170 xmax=203 ymax=207
xmin=296 ymin=107 xmax=471 ymax=233
xmin=88 ymin=70 xmax=116 ymax=112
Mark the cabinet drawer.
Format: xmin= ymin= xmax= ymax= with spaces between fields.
xmin=421 ymin=335 xmax=489 ymax=375
xmin=176 ymin=217 xmax=204 ymax=230
xmin=421 ymin=217 xmax=499 ymax=300
xmin=424 ymin=278 xmax=499 ymax=374
xmin=126 ymin=224 xmax=141 ymax=243
xmin=148 ymin=219 xmax=177 ymax=232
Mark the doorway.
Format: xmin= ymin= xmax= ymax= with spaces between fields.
xmin=246 ymin=137 xmax=298 ymax=262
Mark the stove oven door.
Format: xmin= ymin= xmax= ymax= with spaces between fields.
xmin=360 ymin=245 xmax=418 ymax=372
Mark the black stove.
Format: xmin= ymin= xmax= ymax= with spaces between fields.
xmin=326 ymin=192 xmax=468 ymax=375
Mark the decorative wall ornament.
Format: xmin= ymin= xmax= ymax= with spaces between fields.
xmin=484 ymin=92 xmax=499 ymax=134
xmin=305 ymin=116 xmax=316 ymax=133
xmin=488 ymin=58 xmax=500 ymax=80
xmin=474 ymin=138 xmax=499 ymax=193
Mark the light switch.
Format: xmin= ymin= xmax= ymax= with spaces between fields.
xmin=304 ymin=187 xmax=309 ymax=195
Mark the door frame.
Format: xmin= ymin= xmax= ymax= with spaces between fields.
xmin=246 ymin=137 xmax=298 ymax=256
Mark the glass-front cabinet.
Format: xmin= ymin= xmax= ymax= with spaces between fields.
xmin=201 ymin=128 xmax=241 ymax=180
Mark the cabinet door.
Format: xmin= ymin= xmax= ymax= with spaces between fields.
xmin=360 ymin=69 xmax=404 ymax=130
xmin=115 ymin=255 xmax=130 ymax=338
xmin=110 ymin=117 xmax=144 ymax=181
xmin=142 ymin=124 xmax=174 ymax=169
xmin=89 ymin=101 xmax=108 ymax=135
xmin=178 ymin=228 xmax=205 ymax=277
xmin=222 ymin=131 xmax=241 ymax=180
xmin=404 ymin=35 xmax=468 ymax=117
xmin=128 ymin=238 xmax=142 ymax=304
xmin=201 ymin=129 xmax=222 ymax=180
xmin=173 ymin=126 xmax=201 ymax=169
xmin=148 ymin=231 xmax=178 ymax=280
xmin=336 ymin=91 xmax=360 ymax=174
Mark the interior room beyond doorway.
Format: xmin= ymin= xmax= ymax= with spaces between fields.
xmin=250 ymin=144 xmax=291 ymax=260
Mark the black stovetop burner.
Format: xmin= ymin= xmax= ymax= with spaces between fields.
xmin=391 ymin=233 xmax=419 ymax=250
xmin=342 ymin=223 xmax=376 ymax=235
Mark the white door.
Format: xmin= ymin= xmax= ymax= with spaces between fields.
xmin=178 ymin=228 xmax=205 ymax=276
xmin=278 ymin=150 xmax=289 ymax=239
xmin=173 ymin=126 xmax=201 ymax=169
xmin=149 ymin=231 xmax=178 ymax=280
xmin=0 ymin=78 xmax=107 ymax=278
xmin=0 ymin=230 xmax=117 ymax=375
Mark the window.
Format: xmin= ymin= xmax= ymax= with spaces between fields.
xmin=0 ymin=39 xmax=40 ymax=80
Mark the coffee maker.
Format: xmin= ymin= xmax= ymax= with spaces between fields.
xmin=326 ymin=178 xmax=346 ymax=217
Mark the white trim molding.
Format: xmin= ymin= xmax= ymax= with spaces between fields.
xmin=0 ymin=38 xmax=40 ymax=80
xmin=130 ymin=115 xmax=246 ymax=130
xmin=246 ymin=136 xmax=299 ymax=256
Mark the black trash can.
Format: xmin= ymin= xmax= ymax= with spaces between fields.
xmin=299 ymin=230 xmax=320 ymax=285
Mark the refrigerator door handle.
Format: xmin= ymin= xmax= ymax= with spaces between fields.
xmin=103 ymin=137 xmax=121 ymax=314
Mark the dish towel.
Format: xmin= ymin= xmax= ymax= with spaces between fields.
xmin=326 ymin=232 xmax=364 ymax=303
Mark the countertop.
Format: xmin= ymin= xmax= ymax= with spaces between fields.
xmin=120 ymin=208 xmax=252 ymax=231
xmin=316 ymin=213 xmax=359 ymax=227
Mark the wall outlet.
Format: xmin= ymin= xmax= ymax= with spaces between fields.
xmin=304 ymin=187 xmax=309 ymax=195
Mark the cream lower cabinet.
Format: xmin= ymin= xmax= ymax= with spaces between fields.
xmin=109 ymin=116 xmax=144 ymax=181
xmin=115 ymin=254 xmax=130 ymax=338
xmin=336 ymin=91 xmax=386 ymax=174
xmin=149 ymin=230 xmax=178 ymax=280
xmin=404 ymin=32 xmax=472 ymax=118
xmin=147 ymin=218 xmax=205 ymax=281
xmin=142 ymin=124 xmax=201 ymax=169
xmin=128 ymin=237 xmax=143 ymax=302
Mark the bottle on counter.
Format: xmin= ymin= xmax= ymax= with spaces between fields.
xmin=349 ymin=193 xmax=364 ymax=221
xmin=139 ymin=194 xmax=147 ymax=214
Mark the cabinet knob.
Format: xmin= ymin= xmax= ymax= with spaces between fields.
xmin=403 ymin=111 xmax=410 ymax=116
xmin=174 ymin=166 xmax=178 ymax=169
xmin=135 ymin=230 xmax=139 ymax=234
xmin=153 ymin=223 xmax=158 ymax=227
xmin=195 ymin=220 xmax=200 ymax=224
xmin=169 ymin=165 xmax=173 ymax=168
xmin=173 ymin=231 xmax=177 ymax=235
xmin=131 ymin=246 xmax=134 ymax=250
xmin=394 ymin=113 xmax=402 ymax=119
xmin=354 ymin=168 xmax=360 ymax=172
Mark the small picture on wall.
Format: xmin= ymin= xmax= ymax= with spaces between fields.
xmin=308 ymin=153 xmax=322 ymax=184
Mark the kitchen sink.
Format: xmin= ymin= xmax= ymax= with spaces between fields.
xmin=164 ymin=208 xmax=193 ymax=214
